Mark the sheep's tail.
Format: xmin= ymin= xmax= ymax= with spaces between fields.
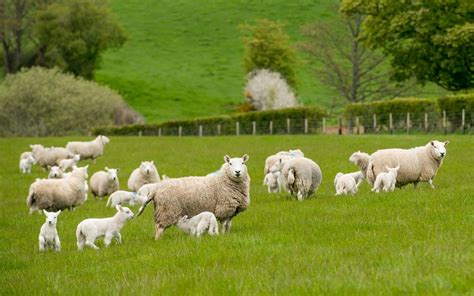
xmin=367 ymin=163 xmax=376 ymax=184
xmin=137 ymin=196 xmax=153 ymax=217
xmin=76 ymin=226 xmax=85 ymax=243
xmin=26 ymin=189 xmax=35 ymax=208
xmin=287 ymin=169 xmax=295 ymax=185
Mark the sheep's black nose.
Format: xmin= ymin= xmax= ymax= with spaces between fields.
xmin=440 ymin=152 xmax=445 ymax=157
xmin=235 ymin=171 xmax=241 ymax=176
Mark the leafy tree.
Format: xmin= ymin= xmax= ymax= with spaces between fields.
xmin=241 ymin=19 xmax=297 ymax=89
xmin=341 ymin=0 xmax=473 ymax=91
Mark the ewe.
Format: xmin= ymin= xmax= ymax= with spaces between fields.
xmin=90 ymin=167 xmax=119 ymax=199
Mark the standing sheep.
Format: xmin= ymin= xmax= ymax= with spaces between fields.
xmin=127 ymin=161 xmax=160 ymax=191
xmin=26 ymin=166 xmax=89 ymax=214
xmin=176 ymin=212 xmax=219 ymax=237
xmin=263 ymin=171 xmax=281 ymax=193
xmin=66 ymin=135 xmax=110 ymax=161
xmin=90 ymin=167 xmax=119 ymax=199
xmin=279 ymin=157 xmax=322 ymax=201
xmin=59 ymin=154 xmax=80 ymax=171
xmin=372 ymin=165 xmax=400 ymax=193
xmin=137 ymin=155 xmax=250 ymax=240
xmin=20 ymin=155 xmax=36 ymax=174
xmin=38 ymin=210 xmax=61 ymax=252
xmin=30 ymin=144 xmax=73 ymax=169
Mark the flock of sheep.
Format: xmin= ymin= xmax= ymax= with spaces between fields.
xmin=19 ymin=135 xmax=449 ymax=252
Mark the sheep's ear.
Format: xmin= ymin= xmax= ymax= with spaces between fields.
xmin=151 ymin=161 xmax=154 ymax=164
xmin=242 ymin=154 xmax=249 ymax=162
xmin=224 ymin=155 xmax=231 ymax=163
xmin=105 ymin=166 xmax=109 ymax=171
xmin=43 ymin=210 xmax=48 ymax=216
xmin=29 ymin=145 xmax=34 ymax=149
xmin=444 ymin=140 xmax=449 ymax=146
xmin=56 ymin=210 xmax=61 ymax=216
xmin=116 ymin=205 xmax=122 ymax=212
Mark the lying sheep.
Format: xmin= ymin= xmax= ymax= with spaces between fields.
xmin=106 ymin=190 xmax=145 ymax=207
xmin=354 ymin=140 xmax=449 ymax=188
xmin=76 ymin=205 xmax=134 ymax=250
xmin=127 ymin=161 xmax=160 ymax=191
xmin=59 ymin=154 xmax=80 ymax=171
xmin=372 ymin=165 xmax=400 ymax=193
xmin=334 ymin=172 xmax=359 ymax=195
xmin=30 ymin=144 xmax=73 ymax=169
xmin=263 ymin=171 xmax=281 ymax=193
xmin=27 ymin=166 xmax=88 ymax=214
xmin=66 ymin=135 xmax=110 ymax=161
xmin=264 ymin=149 xmax=304 ymax=174
xmin=137 ymin=155 xmax=250 ymax=239
xmin=48 ymin=166 xmax=64 ymax=179
xmin=279 ymin=157 xmax=322 ymax=201
xmin=39 ymin=210 xmax=61 ymax=252
xmin=176 ymin=212 xmax=219 ymax=237
xmin=90 ymin=167 xmax=119 ymax=199
xmin=20 ymin=155 xmax=36 ymax=174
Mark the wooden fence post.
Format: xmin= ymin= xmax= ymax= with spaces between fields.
xmin=462 ymin=109 xmax=465 ymax=134
xmin=356 ymin=116 xmax=360 ymax=135
xmin=138 ymin=130 xmax=142 ymax=137
xmin=217 ymin=124 xmax=221 ymax=136
xmin=236 ymin=121 xmax=240 ymax=136
xmin=269 ymin=121 xmax=273 ymax=135
xmin=406 ymin=112 xmax=410 ymax=134
xmin=198 ymin=125 xmax=202 ymax=137
xmin=389 ymin=113 xmax=393 ymax=134
xmin=286 ymin=118 xmax=291 ymax=134
xmin=424 ymin=113 xmax=428 ymax=133
xmin=373 ymin=114 xmax=377 ymax=133
xmin=338 ymin=117 xmax=342 ymax=135
xmin=304 ymin=118 xmax=308 ymax=134
xmin=178 ymin=126 xmax=182 ymax=137
xmin=252 ymin=121 xmax=256 ymax=136
xmin=322 ymin=117 xmax=326 ymax=134
xmin=443 ymin=110 xmax=447 ymax=134
xmin=158 ymin=128 xmax=162 ymax=137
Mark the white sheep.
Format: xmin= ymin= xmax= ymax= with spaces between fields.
xmin=76 ymin=205 xmax=134 ymax=250
xmin=334 ymin=173 xmax=358 ymax=195
xmin=66 ymin=135 xmax=110 ymax=161
xmin=38 ymin=210 xmax=61 ymax=252
xmin=90 ymin=167 xmax=119 ymax=199
xmin=263 ymin=171 xmax=281 ymax=193
xmin=19 ymin=155 xmax=36 ymax=174
xmin=127 ymin=161 xmax=160 ymax=191
xmin=279 ymin=157 xmax=322 ymax=201
xmin=59 ymin=154 xmax=80 ymax=171
xmin=372 ymin=165 xmax=400 ymax=193
xmin=176 ymin=212 xmax=219 ymax=237
xmin=48 ymin=166 xmax=64 ymax=179
xmin=30 ymin=144 xmax=73 ymax=169
xmin=106 ymin=190 xmax=145 ymax=207
xmin=20 ymin=151 xmax=34 ymax=160
xmin=264 ymin=149 xmax=304 ymax=174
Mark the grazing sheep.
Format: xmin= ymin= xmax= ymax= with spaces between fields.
xmin=372 ymin=165 xmax=400 ymax=193
xmin=30 ymin=144 xmax=73 ymax=169
xmin=76 ymin=205 xmax=134 ymax=250
xmin=354 ymin=140 xmax=449 ymax=188
xmin=279 ymin=157 xmax=322 ymax=201
xmin=263 ymin=171 xmax=281 ymax=193
xmin=20 ymin=155 xmax=36 ymax=174
xmin=127 ymin=161 xmax=160 ymax=191
xmin=48 ymin=166 xmax=64 ymax=179
xmin=176 ymin=212 xmax=219 ymax=237
xmin=90 ymin=167 xmax=119 ymax=199
xmin=106 ymin=190 xmax=143 ymax=207
xmin=349 ymin=151 xmax=371 ymax=178
xmin=26 ymin=166 xmax=89 ymax=214
xmin=137 ymin=155 xmax=250 ymax=240
xmin=264 ymin=149 xmax=304 ymax=174
xmin=39 ymin=210 xmax=61 ymax=252
xmin=334 ymin=172 xmax=359 ymax=195
xmin=59 ymin=154 xmax=80 ymax=171
xmin=66 ymin=135 xmax=110 ymax=161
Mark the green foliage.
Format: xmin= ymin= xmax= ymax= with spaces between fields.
xmin=341 ymin=0 xmax=474 ymax=91
xmin=0 ymin=67 xmax=141 ymax=136
xmin=438 ymin=92 xmax=474 ymax=129
xmin=241 ymin=19 xmax=298 ymax=89
xmin=35 ymin=0 xmax=126 ymax=79
xmin=93 ymin=106 xmax=327 ymax=136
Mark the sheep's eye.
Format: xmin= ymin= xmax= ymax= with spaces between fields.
xmin=229 ymin=163 xmax=232 ymax=166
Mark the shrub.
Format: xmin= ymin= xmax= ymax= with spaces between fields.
xmin=438 ymin=93 xmax=474 ymax=130
xmin=0 ymin=67 xmax=143 ymax=136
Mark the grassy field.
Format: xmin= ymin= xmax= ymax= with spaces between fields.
xmin=0 ymin=135 xmax=472 ymax=294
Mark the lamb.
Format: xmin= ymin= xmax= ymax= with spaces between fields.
xmin=48 ymin=166 xmax=64 ymax=179
xmin=353 ymin=140 xmax=449 ymax=188
xmin=263 ymin=171 xmax=281 ymax=193
xmin=106 ymin=190 xmax=146 ymax=207
xmin=176 ymin=212 xmax=219 ymax=237
xmin=66 ymin=135 xmax=110 ymax=161
xmin=334 ymin=172 xmax=360 ymax=195
xmin=30 ymin=144 xmax=73 ymax=169
xmin=137 ymin=154 xmax=250 ymax=240
xmin=127 ymin=161 xmax=160 ymax=191
xmin=59 ymin=154 xmax=80 ymax=171
xmin=264 ymin=149 xmax=304 ymax=174
xmin=372 ymin=165 xmax=400 ymax=193
xmin=19 ymin=155 xmax=36 ymax=174
xmin=26 ymin=166 xmax=88 ymax=214
xmin=90 ymin=167 xmax=119 ymax=199
xmin=76 ymin=205 xmax=134 ymax=250
xmin=38 ymin=210 xmax=61 ymax=252
xmin=279 ymin=157 xmax=322 ymax=201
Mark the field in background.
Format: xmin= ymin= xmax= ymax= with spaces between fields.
xmin=0 ymin=135 xmax=472 ymax=294
xmin=95 ymin=0 xmax=446 ymax=123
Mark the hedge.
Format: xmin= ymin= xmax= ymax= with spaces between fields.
xmin=92 ymin=106 xmax=327 ymax=136
xmin=438 ymin=93 xmax=474 ymax=129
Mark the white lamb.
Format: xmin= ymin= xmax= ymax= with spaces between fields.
xmin=334 ymin=173 xmax=358 ymax=195
xmin=176 ymin=212 xmax=219 ymax=237
xmin=90 ymin=167 xmax=119 ymax=199
xmin=372 ymin=165 xmax=400 ymax=193
xmin=127 ymin=161 xmax=160 ymax=191
xmin=20 ymin=155 xmax=36 ymax=174
xmin=106 ymin=190 xmax=146 ymax=207
xmin=59 ymin=154 xmax=80 ymax=171
xmin=76 ymin=205 xmax=134 ymax=250
xmin=263 ymin=171 xmax=281 ymax=193
xmin=66 ymin=135 xmax=110 ymax=161
xmin=38 ymin=210 xmax=61 ymax=252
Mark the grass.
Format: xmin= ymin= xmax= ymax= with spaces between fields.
xmin=0 ymin=135 xmax=472 ymax=294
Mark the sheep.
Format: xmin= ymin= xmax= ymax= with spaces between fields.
xmin=176 ymin=212 xmax=219 ymax=237
xmin=66 ymin=135 xmax=110 ymax=161
xmin=263 ymin=171 xmax=281 ymax=193
xmin=127 ymin=161 xmax=160 ymax=191
xmin=19 ymin=155 xmax=36 ymax=174
xmin=59 ymin=154 xmax=80 ymax=171
xmin=90 ymin=167 xmax=119 ymax=199
xmin=26 ymin=166 xmax=88 ymax=214
xmin=334 ymin=172 xmax=359 ymax=195
xmin=48 ymin=166 xmax=64 ymax=179
xmin=264 ymin=149 xmax=304 ymax=174
xmin=106 ymin=190 xmax=145 ymax=207
xmin=349 ymin=151 xmax=371 ymax=178
xmin=279 ymin=157 xmax=322 ymax=201
xmin=372 ymin=165 xmax=400 ymax=193
xmin=38 ymin=210 xmax=61 ymax=252
xmin=137 ymin=154 xmax=250 ymax=240
xmin=353 ymin=140 xmax=449 ymax=188
xmin=30 ymin=144 xmax=73 ymax=169
xmin=76 ymin=205 xmax=134 ymax=250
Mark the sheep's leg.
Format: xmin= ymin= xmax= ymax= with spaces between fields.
xmin=85 ymin=240 xmax=99 ymax=250
xmin=39 ymin=236 xmax=45 ymax=252
xmin=297 ymin=191 xmax=304 ymax=201
xmin=77 ymin=240 xmax=85 ymax=251
xmin=154 ymin=224 xmax=165 ymax=240
xmin=413 ymin=182 xmax=419 ymax=189
xmin=114 ymin=232 xmax=122 ymax=244
xmin=54 ymin=236 xmax=61 ymax=252
xmin=104 ymin=233 xmax=113 ymax=247
xmin=222 ymin=219 xmax=232 ymax=234
xmin=196 ymin=221 xmax=208 ymax=237
xmin=429 ymin=179 xmax=435 ymax=189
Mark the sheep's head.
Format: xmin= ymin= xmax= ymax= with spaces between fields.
xmin=271 ymin=158 xmax=285 ymax=173
xmin=72 ymin=165 xmax=88 ymax=180
xmin=177 ymin=215 xmax=189 ymax=226
xmin=116 ymin=205 xmax=134 ymax=220
xmin=28 ymin=155 xmax=36 ymax=164
xmin=48 ymin=166 xmax=63 ymax=179
xmin=223 ymin=154 xmax=249 ymax=181
xmin=29 ymin=144 xmax=44 ymax=153
xmin=429 ymin=140 xmax=449 ymax=160
xmin=43 ymin=210 xmax=61 ymax=226
xmin=73 ymin=154 xmax=81 ymax=162
xmin=105 ymin=167 xmax=119 ymax=182
xmin=386 ymin=165 xmax=400 ymax=175
xmin=140 ymin=161 xmax=156 ymax=176
xmin=99 ymin=135 xmax=110 ymax=145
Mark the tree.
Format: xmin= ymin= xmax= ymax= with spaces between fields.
xmin=341 ymin=0 xmax=473 ymax=91
xmin=300 ymin=11 xmax=412 ymax=106
xmin=241 ymin=19 xmax=297 ymax=89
